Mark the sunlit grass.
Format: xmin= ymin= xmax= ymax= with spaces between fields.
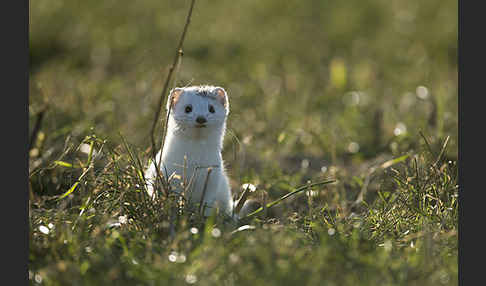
xmin=29 ymin=132 xmax=457 ymax=285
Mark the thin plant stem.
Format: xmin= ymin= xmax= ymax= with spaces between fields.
xmin=149 ymin=0 xmax=197 ymax=196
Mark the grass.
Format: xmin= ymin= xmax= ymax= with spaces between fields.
xmin=29 ymin=135 xmax=458 ymax=285
xmin=29 ymin=0 xmax=457 ymax=285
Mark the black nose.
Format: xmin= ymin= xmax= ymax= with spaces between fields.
xmin=196 ymin=116 xmax=207 ymax=124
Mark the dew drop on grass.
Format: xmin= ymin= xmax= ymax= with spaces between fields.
xmin=229 ymin=253 xmax=240 ymax=264
xmin=347 ymin=142 xmax=360 ymax=154
xmin=211 ymin=228 xmax=221 ymax=238
xmin=241 ymin=183 xmax=256 ymax=192
xmin=243 ymin=135 xmax=252 ymax=145
xmin=30 ymin=148 xmax=39 ymax=157
xmin=168 ymin=252 xmax=177 ymax=262
xmin=177 ymin=254 xmax=186 ymax=263
xmin=328 ymin=228 xmax=336 ymax=236
xmin=39 ymin=225 xmax=49 ymax=235
xmin=185 ymin=274 xmax=197 ymax=284
xmin=394 ymin=122 xmax=407 ymax=136
xmin=118 ymin=215 xmax=127 ymax=224
xmin=236 ymin=225 xmax=255 ymax=232
xmin=416 ymin=85 xmax=429 ymax=100
xmin=301 ymin=159 xmax=310 ymax=169
xmin=306 ymin=190 xmax=318 ymax=197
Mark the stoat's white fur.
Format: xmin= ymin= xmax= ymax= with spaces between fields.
xmin=145 ymin=85 xmax=240 ymax=218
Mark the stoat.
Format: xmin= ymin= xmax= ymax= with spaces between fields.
xmin=145 ymin=85 xmax=255 ymax=220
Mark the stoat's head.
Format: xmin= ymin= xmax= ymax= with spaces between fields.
xmin=166 ymin=85 xmax=229 ymax=138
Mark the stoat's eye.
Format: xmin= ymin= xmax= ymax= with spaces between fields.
xmin=185 ymin=105 xmax=192 ymax=113
xmin=208 ymin=104 xmax=215 ymax=113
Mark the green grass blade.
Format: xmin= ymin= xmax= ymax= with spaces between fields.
xmin=380 ymin=154 xmax=410 ymax=169
xmin=57 ymin=165 xmax=92 ymax=200
xmin=243 ymin=179 xmax=336 ymax=218
xmin=86 ymin=140 xmax=95 ymax=167
xmin=54 ymin=160 xmax=75 ymax=168
xmin=59 ymin=182 xmax=80 ymax=199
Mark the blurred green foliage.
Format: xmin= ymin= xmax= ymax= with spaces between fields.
xmin=29 ymin=0 xmax=457 ymax=167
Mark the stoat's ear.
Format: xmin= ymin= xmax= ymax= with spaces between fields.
xmin=166 ymin=88 xmax=184 ymax=111
xmin=214 ymin=87 xmax=229 ymax=114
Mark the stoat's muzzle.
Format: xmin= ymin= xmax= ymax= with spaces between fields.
xmin=195 ymin=116 xmax=207 ymax=128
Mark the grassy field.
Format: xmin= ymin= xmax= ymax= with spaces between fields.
xmin=29 ymin=0 xmax=458 ymax=285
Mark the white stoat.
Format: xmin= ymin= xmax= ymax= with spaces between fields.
xmin=145 ymin=85 xmax=253 ymax=220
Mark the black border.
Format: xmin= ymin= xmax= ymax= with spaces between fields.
xmin=459 ymin=0 xmax=482 ymax=285
xmin=4 ymin=0 xmax=29 ymax=284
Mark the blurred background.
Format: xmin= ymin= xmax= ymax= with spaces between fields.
xmin=29 ymin=0 xmax=457 ymax=193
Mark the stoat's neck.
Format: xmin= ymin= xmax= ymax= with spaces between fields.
xmin=161 ymin=119 xmax=226 ymax=168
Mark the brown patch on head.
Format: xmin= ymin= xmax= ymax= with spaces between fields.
xmin=167 ymin=88 xmax=184 ymax=111
xmin=214 ymin=87 xmax=228 ymax=109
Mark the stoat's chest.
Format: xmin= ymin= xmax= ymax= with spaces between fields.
xmin=162 ymin=138 xmax=222 ymax=169
xmin=160 ymin=136 xmax=224 ymax=196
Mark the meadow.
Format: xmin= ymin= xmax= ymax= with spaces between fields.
xmin=29 ymin=0 xmax=458 ymax=285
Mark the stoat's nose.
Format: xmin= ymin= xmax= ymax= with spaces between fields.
xmin=196 ymin=116 xmax=207 ymax=124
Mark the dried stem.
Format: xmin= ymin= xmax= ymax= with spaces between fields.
xmin=149 ymin=0 xmax=197 ymax=196
xmin=234 ymin=184 xmax=251 ymax=215
xmin=199 ymin=168 xmax=213 ymax=215
xmin=29 ymin=106 xmax=47 ymax=152
xmin=244 ymin=180 xmax=336 ymax=219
